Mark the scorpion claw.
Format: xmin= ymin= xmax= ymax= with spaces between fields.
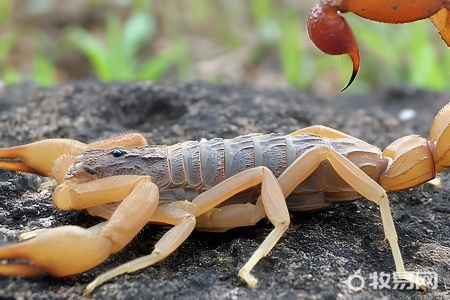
xmin=307 ymin=4 xmax=360 ymax=91
xmin=0 ymin=225 xmax=113 ymax=278
xmin=0 ymin=262 xmax=47 ymax=277
xmin=0 ymin=139 xmax=87 ymax=180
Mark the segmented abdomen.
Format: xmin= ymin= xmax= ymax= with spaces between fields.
xmin=167 ymin=133 xmax=287 ymax=189
xmin=168 ymin=133 xmax=382 ymax=187
xmin=163 ymin=133 xmax=386 ymax=211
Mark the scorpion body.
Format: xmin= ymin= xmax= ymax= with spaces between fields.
xmin=72 ymin=132 xmax=388 ymax=213
xmin=1 ymin=101 xmax=450 ymax=293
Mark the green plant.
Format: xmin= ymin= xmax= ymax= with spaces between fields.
xmin=0 ymin=31 xmax=20 ymax=85
xmin=34 ymin=54 xmax=56 ymax=87
xmin=0 ymin=30 xmax=57 ymax=86
xmin=279 ymin=10 xmax=303 ymax=89
xmin=250 ymin=0 xmax=306 ymax=88
xmin=68 ymin=10 xmax=187 ymax=81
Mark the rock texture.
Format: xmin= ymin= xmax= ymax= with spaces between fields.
xmin=0 ymin=81 xmax=448 ymax=299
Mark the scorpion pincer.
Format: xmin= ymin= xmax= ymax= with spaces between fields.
xmin=0 ymin=103 xmax=450 ymax=294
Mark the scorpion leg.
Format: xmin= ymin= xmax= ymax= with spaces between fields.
xmin=276 ymin=145 xmax=427 ymax=290
xmin=0 ymin=175 xmax=159 ymax=280
xmin=84 ymin=204 xmax=196 ymax=294
xmin=290 ymin=125 xmax=355 ymax=139
xmin=194 ymin=199 xmax=266 ymax=231
xmin=84 ymin=173 xmax=279 ymax=294
xmin=191 ymin=166 xmax=290 ymax=288
xmin=91 ymin=167 xmax=290 ymax=289
xmin=84 ymin=197 xmax=268 ymax=291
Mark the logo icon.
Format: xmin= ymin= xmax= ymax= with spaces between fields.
xmin=343 ymin=269 xmax=365 ymax=292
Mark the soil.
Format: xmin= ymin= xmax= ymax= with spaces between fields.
xmin=0 ymin=81 xmax=448 ymax=300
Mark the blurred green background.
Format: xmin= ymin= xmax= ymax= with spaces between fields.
xmin=0 ymin=0 xmax=448 ymax=97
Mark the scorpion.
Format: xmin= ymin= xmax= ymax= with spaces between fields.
xmin=1 ymin=103 xmax=450 ymax=294
xmin=307 ymin=0 xmax=450 ymax=90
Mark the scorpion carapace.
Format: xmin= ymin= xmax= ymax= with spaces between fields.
xmin=1 ymin=103 xmax=450 ymax=294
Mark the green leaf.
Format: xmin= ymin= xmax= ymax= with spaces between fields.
xmin=408 ymin=22 xmax=445 ymax=90
xmin=0 ymin=2 xmax=12 ymax=26
xmin=279 ymin=12 xmax=302 ymax=88
xmin=68 ymin=28 xmax=110 ymax=80
xmin=34 ymin=55 xmax=55 ymax=86
xmin=123 ymin=11 xmax=154 ymax=58
xmin=105 ymin=14 xmax=130 ymax=79
xmin=2 ymin=67 xmax=21 ymax=85
xmin=250 ymin=0 xmax=272 ymax=24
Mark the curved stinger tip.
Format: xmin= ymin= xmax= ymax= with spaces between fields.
xmin=307 ymin=4 xmax=360 ymax=92
xmin=341 ymin=69 xmax=358 ymax=92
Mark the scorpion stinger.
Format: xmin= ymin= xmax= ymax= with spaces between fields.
xmin=307 ymin=0 xmax=450 ymax=90
xmin=307 ymin=4 xmax=360 ymax=91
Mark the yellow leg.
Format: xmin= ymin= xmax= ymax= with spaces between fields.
xmin=190 ymin=166 xmax=290 ymax=288
xmin=290 ymin=125 xmax=355 ymax=139
xmin=53 ymin=175 xmax=152 ymax=210
xmin=276 ymin=145 xmax=426 ymax=290
xmin=194 ymin=198 xmax=266 ymax=231
xmin=93 ymin=167 xmax=290 ymax=290
xmin=84 ymin=205 xmax=196 ymax=295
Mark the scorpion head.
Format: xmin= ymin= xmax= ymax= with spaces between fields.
xmin=67 ymin=145 xmax=170 ymax=187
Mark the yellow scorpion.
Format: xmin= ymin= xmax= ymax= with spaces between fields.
xmin=1 ymin=103 xmax=450 ymax=294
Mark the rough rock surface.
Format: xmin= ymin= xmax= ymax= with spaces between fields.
xmin=0 ymin=81 xmax=449 ymax=299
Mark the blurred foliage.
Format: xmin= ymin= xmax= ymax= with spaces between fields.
xmin=68 ymin=11 xmax=187 ymax=81
xmin=0 ymin=0 xmax=448 ymax=95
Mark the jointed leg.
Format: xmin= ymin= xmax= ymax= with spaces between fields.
xmin=194 ymin=198 xmax=266 ymax=231
xmin=53 ymin=175 xmax=152 ymax=210
xmin=84 ymin=205 xmax=196 ymax=295
xmin=291 ymin=125 xmax=356 ymax=139
xmin=276 ymin=145 xmax=426 ymax=290
xmin=189 ymin=166 xmax=290 ymax=288
xmin=80 ymin=171 xmax=275 ymax=293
